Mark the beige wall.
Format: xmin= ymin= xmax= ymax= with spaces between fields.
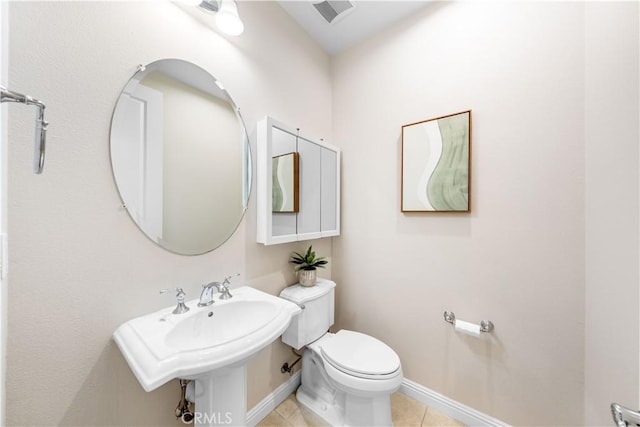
xmin=331 ymin=2 xmax=588 ymax=425
xmin=584 ymin=2 xmax=640 ymax=425
xmin=0 ymin=2 xmax=7 ymax=423
xmin=6 ymin=2 xmax=331 ymax=426
xmin=6 ymin=1 xmax=640 ymax=426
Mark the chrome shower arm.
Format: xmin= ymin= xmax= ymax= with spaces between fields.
xmin=0 ymin=85 xmax=48 ymax=174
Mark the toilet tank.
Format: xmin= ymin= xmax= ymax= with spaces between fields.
xmin=279 ymin=279 xmax=336 ymax=350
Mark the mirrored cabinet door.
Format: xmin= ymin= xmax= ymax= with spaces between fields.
xmin=257 ymin=116 xmax=340 ymax=245
xmin=271 ymin=127 xmax=297 ymax=239
xmin=297 ymin=136 xmax=322 ymax=240
xmin=321 ymin=147 xmax=339 ymax=235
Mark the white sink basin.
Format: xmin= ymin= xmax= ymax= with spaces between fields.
xmin=113 ymin=286 xmax=301 ymax=392
xmin=166 ymin=300 xmax=280 ymax=351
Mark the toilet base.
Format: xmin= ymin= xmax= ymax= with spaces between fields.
xmin=296 ymin=348 xmax=394 ymax=426
xmin=296 ymin=384 xmax=345 ymax=426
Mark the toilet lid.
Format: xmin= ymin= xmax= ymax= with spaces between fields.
xmin=320 ymin=330 xmax=400 ymax=378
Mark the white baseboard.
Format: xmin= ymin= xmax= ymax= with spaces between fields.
xmin=246 ymin=372 xmax=508 ymax=427
xmin=246 ymin=371 xmax=301 ymax=427
xmin=400 ymin=378 xmax=509 ymax=427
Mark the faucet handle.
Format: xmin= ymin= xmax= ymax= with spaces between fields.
xmin=160 ymin=288 xmax=190 ymax=314
xmin=160 ymin=287 xmax=186 ymax=300
xmin=217 ymin=274 xmax=238 ymax=300
xmin=222 ymin=273 xmax=240 ymax=285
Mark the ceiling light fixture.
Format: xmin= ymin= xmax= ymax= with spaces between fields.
xmin=214 ymin=0 xmax=245 ymax=36
xmin=178 ymin=0 xmax=245 ymax=36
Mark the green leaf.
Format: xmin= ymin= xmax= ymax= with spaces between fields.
xmin=289 ymin=245 xmax=329 ymax=269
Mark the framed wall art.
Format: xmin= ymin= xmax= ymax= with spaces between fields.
xmin=401 ymin=110 xmax=471 ymax=212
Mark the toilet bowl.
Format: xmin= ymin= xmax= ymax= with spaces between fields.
xmin=280 ymin=279 xmax=403 ymax=426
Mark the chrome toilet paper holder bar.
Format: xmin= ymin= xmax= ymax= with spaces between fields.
xmin=443 ymin=311 xmax=494 ymax=333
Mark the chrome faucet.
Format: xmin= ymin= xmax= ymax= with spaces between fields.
xmin=198 ymin=273 xmax=239 ymax=306
xmin=197 ymin=282 xmax=221 ymax=307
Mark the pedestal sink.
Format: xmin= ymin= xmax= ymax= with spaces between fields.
xmin=113 ymin=286 xmax=301 ymax=426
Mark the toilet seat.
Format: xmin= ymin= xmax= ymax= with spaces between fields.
xmin=319 ymin=330 xmax=401 ymax=380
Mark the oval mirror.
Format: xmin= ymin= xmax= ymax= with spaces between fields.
xmin=110 ymin=59 xmax=251 ymax=255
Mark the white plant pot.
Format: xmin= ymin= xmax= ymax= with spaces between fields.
xmin=298 ymin=269 xmax=317 ymax=287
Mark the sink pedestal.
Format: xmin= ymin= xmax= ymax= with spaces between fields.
xmin=113 ymin=287 xmax=302 ymax=426
xmin=192 ymin=366 xmax=247 ymax=427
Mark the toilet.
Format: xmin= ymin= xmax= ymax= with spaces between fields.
xmin=280 ymin=279 xmax=403 ymax=426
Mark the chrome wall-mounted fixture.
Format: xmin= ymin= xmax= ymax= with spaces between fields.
xmin=179 ymin=0 xmax=244 ymax=36
xmin=0 ymin=85 xmax=48 ymax=174
xmin=443 ymin=311 xmax=494 ymax=334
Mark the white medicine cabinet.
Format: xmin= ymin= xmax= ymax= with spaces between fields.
xmin=257 ymin=116 xmax=340 ymax=245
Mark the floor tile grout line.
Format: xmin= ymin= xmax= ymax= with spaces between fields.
xmin=264 ymin=391 xmax=464 ymax=427
xmin=421 ymin=405 xmax=428 ymax=426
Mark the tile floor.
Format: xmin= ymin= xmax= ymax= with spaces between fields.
xmin=257 ymin=392 xmax=466 ymax=427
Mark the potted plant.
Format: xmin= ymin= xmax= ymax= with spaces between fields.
xmin=289 ymin=245 xmax=328 ymax=287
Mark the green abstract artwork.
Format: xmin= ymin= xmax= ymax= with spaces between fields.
xmin=401 ymin=111 xmax=471 ymax=212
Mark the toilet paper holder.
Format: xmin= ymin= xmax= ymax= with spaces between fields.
xmin=443 ymin=311 xmax=494 ymax=333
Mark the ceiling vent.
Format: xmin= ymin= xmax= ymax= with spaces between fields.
xmin=312 ymin=1 xmax=355 ymax=24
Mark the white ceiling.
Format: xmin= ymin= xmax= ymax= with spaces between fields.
xmin=277 ymin=1 xmax=431 ymax=55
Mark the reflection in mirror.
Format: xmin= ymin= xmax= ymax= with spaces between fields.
xmin=110 ymin=59 xmax=251 ymax=255
xmin=272 ymin=152 xmax=299 ymax=213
